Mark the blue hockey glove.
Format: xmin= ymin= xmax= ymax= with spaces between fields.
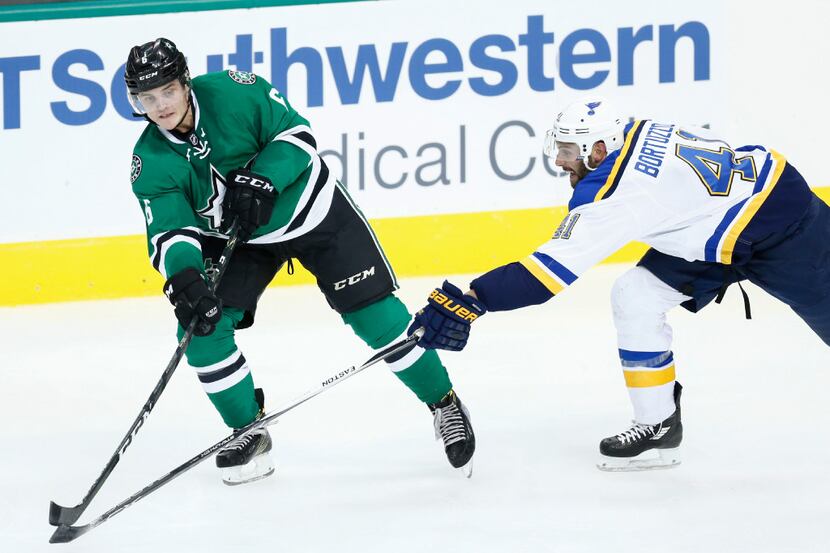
xmin=408 ymin=281 xmax=487 ymax=351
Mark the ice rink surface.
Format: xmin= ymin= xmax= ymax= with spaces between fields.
xmin=2 ymin=264 xmax=828 ymax=553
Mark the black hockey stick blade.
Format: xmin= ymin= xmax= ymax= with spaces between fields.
xmin=45 ymin=330 xmax=423 ymax=543
xmin=47 ymin=222 xmax=241 ymax=528
xmin=49 ymin=522 xmax=93 ymax=544
xmin=49 ymin=500 xmax=83 ymax=527
xmin=48 ymin=454 xmax=120 ymax=526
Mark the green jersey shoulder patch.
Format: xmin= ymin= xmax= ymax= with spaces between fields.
xmin=130 ymin=154 xmax=142 ymax=183
xmin=228 ymin=70 xmax=256 ymax=85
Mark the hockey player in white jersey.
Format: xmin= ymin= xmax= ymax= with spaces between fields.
xmin=408 ymin=97 xmax=830 ymax=471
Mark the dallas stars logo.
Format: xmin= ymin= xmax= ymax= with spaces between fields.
xmin=228 ymin=70 xmax=256 ymax=85
xmin=197 ymin=165 xmax=227 ymax=229
xmin=130 ymin=154 xmax=142 ymax=183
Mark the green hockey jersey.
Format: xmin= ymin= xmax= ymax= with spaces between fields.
xmin=130 ymin=70 xmax=336 ymax=279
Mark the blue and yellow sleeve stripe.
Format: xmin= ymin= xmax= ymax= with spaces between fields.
xmin=519 ymin=251 xmax=578 ymax=295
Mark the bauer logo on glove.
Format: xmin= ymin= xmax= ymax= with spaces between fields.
xmin=408 ymin=281 xmax=487 ymax=351
xmin=428 ymin=289 xmax=482 ymax=323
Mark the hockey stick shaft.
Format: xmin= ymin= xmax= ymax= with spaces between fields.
xmin=49 ymin=330 xmax=422 ymax=544
xmin=48 ymin=222 xmax=241 ymax=527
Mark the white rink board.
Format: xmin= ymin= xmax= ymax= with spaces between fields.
xmin=3 ymin=0 xmax=829 ymax=245
xmin=0 ymin=0 xmax=735 ymax=242
xmin=2 ymin=266 xmax=829 ymax=552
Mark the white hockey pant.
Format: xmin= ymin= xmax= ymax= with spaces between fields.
xmin=611 ymin=266 xmax=691 ymax=424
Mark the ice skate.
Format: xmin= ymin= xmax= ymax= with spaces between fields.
xmin=215 ymin=389 xmax=275 ymax=485
xmin=429 ymin=390 xmax=475 ymax=478
xmin=597 ymin=382 xmax=683 ymax=472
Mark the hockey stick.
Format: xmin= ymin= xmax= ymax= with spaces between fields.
xmin=48 ymin=221 xmax=241 ymax=527
xmin=49 ymin=329 xmax=423 ymax=544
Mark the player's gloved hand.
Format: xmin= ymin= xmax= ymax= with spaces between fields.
xmin=408 ymin=281 xmax=487 ymax=351
xmin=164 ymin=267 xmax=222 ymax=336
xmin=221 ymin=168 xmax=276 ymax=241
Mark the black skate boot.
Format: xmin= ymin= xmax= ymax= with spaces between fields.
xmin=216 ymin=388 xmax=275 ymax=486
xmin=428 ymin=390 xmax=475 ymax=478
xmin=597 ymin=382 xmax=683 ymax=472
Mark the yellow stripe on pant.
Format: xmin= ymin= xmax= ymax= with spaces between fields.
xmin=623 ymin=364 xmax=676 ymax=388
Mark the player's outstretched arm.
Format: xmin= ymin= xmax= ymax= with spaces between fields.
xmin=408 ymin=261 xmax=555 ymax=351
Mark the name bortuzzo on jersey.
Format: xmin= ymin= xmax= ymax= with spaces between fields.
xmin=517 ymin=120 xmax=810 ymax=297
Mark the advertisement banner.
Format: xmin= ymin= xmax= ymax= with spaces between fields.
xmin=0 ymin=0 xmax=725 ymax=243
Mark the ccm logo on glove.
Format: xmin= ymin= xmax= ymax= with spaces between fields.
xmin=231 ymin=172 xmax=275 ymax=193
xmin=164 ymin=267 xmax=223 ymax=336
xmin=222 ymin=168 xmax=277 ymax=241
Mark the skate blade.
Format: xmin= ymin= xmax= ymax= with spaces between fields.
xmin=459 ymin=459 xmax=473 ymax=479
xmin=597 ymin=447 xmax=681 ymax=472
xmin=221 ymin=453 xmax=276 ymax=486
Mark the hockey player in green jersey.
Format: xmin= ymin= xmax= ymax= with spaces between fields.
xmin=125 ymin=38 xmax=475 ymax=484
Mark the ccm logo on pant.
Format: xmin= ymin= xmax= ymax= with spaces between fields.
xmin=334 ymin=266 xmax=375 ymax=290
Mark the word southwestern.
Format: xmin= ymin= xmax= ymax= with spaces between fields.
xmin=0 ymin=15 xmax=710 ymax=129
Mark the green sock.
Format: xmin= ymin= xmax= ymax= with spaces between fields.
xmin=342 ymin=295 xmax=452 ymax=404
xmin=207 ymin=372 xmax=259 ymax=429
xmin=391 ymin=349 xmax=452 ymax=405
xmin=181 ymin=307 xmax=259 ymax=429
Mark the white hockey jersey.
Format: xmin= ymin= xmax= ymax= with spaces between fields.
xmin=520 ymin=120 xmax=813 ymax=295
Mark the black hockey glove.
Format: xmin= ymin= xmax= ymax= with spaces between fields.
xmin=407 ymin=281 xmax=487 ymax=351
xmin=163 ymin=267 xmax=222 ymax=336
xmin=221 ymin=168 xmax=276 ymax=241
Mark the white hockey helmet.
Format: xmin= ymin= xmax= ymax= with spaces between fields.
xmin=543 ymin=97 xmax=625 ymax=168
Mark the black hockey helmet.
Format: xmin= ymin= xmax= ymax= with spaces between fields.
xmin=124 ymin=38 xmax=189 ymax=95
